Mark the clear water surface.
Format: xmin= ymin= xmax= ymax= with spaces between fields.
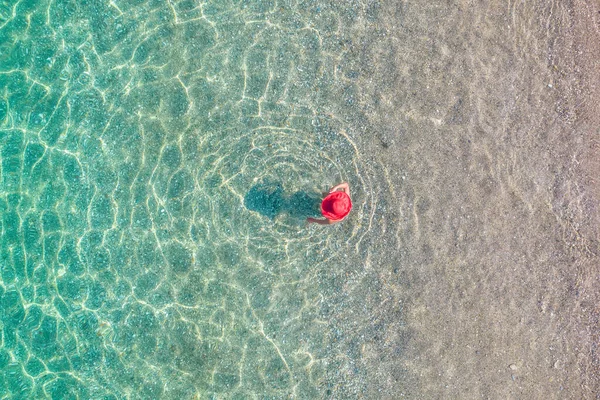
xmin=0 ymin=0 xmax=385 ymax=398
xmin=2 ymin=0 xmax=599 ymax=399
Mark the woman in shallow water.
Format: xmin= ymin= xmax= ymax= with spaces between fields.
xmin=307 ymin=182 xmax=352 ymax=225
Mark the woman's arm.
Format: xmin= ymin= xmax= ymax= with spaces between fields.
xmin=307 ymin=217 xmax=333 ymax=225
xmin=329 ymin=182 xmax=349 ymax=196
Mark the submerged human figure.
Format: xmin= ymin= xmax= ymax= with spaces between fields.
xmin=307 ymin=182 xmax=352 ymax=225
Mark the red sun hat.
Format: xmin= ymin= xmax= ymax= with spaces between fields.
xmin=321 ymin=191 xmax=352 ymax=220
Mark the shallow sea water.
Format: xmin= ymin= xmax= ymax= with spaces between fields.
xmin=1 ymin=0 xmax=599 ymax=399
xmin=0 ymin=0 xmax=385 ymax=398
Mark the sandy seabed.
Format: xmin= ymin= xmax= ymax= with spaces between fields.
xmin=342 ymin=0 xmax=600 ymax=398
xmin=0 ymin=0 xmax=597 ymax=398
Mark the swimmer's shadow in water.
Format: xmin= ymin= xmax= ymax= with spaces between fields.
xmin=244 ymin=181 xmax=321 ymax=220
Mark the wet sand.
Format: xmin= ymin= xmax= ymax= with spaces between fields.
xmin=343 ymin=0 xmax=600 ymax=398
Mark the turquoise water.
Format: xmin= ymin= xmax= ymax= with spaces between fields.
xmin=4 ymin=0 xmax=599 ymax=398
xmin=1 ymin=1 xmax=384 ymax=398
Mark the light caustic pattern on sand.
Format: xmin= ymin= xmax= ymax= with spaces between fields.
xmin=0 ymin=0 xmax=380 ymax=398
